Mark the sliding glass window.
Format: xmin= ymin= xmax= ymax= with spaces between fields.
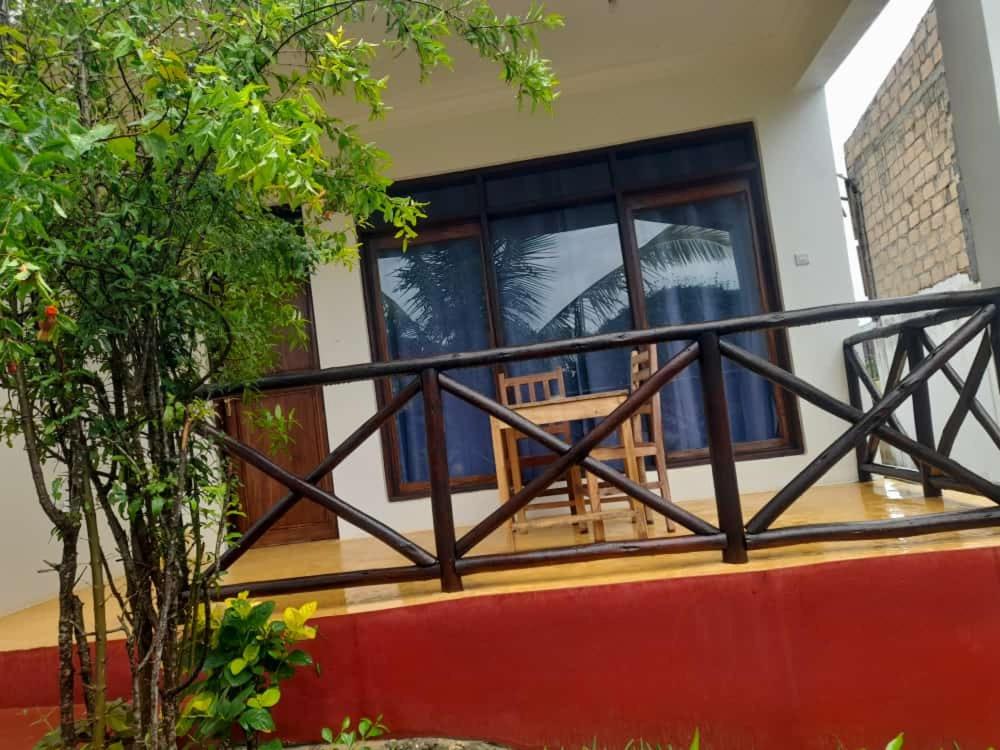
xmin=363 ymin=124 xmax=800 ymax=499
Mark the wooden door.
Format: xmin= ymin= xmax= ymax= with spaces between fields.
xmin=224 ymin=285 xmax=339 ymax=546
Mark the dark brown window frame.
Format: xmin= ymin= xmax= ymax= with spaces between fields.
xmin=360 ymin=123 xmax=803 ymax=501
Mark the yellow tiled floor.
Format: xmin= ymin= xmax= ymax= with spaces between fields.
xmin=2 ymin=479 xmax=997 ymax=651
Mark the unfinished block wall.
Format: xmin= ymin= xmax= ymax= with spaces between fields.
xmin=844 ymin=6 xmax=976 ymax=298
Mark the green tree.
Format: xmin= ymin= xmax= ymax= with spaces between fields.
xmin=0 ymin=1 xmax=560 ymax=747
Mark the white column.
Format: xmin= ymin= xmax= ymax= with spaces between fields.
xmin=937 ymin=0 xmax=1000 ymax=288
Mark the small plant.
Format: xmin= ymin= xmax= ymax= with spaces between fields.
xmin=248 ymin=402 xmax=300 ymax=456
xmin=179 ymin=593 xmax=319 ymax=749
xmin=615 ymin=731 xmax=700 ymax=750
xmin=32 ymin=699 xmax=137 ymax=750
xmin=322 ymin=715 xmax=389 ymax=748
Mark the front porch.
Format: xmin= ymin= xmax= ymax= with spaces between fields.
xmin=1 ymin=478 xmax=996 ymax=655
xmin=5 ymin=290 xmax=1000 ymax=747
xmin=5 ymin=480 xmax=1000 ymax=748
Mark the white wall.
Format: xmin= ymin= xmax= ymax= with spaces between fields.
xmin=937 ymin=0 xmax=1000 ymax=289
xmin=0 ymin=436 xmax=68 ymax=613
xmin=311 ymin=69 xmax=860 ymax=539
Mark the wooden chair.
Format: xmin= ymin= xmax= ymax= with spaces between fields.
xmin=496 ymin=369 xmax=587 ymax=533
xmin=589 ymin=345 xmax=675 ymax=534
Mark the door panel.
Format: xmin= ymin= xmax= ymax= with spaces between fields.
xmin=225 ymin=283 xmax=338 ymax=545
xmin=228 ymin=387 xmax=338 ymax=546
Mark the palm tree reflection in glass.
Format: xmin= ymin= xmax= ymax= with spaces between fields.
xmin=377 ymin=220 xmax=777 ymax=485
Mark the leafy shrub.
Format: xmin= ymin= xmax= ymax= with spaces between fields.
xmin=179 ymin=593 xmax=318 ymax=749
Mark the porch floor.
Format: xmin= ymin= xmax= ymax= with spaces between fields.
xmin=2 ymin=479 xmax=998 ymax=652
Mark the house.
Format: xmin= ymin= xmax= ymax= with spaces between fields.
xmin=4 ymin=1 xmax=1000 ymax=746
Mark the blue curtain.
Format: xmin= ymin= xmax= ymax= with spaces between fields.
xmin=378 ymin=238 xmax=497 ymax=485
xmin=636 ymin=193 xmax=779 ymax=451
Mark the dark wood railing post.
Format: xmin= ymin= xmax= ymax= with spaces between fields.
xmin=699 ymin=333 xmax=748 ymax=563
xmin=991 ymin=302 xmax=1000 ymax=398
xmin=906 ymin=330 xmax=942 ymax=498
xmin=843 ymin=343 xmax=872 ymax=483
xmin=421 ymin=368 xmax=463 ymax=592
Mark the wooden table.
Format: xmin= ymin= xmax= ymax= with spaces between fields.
xmin=489 ymin=390 xmax=647 ymax=541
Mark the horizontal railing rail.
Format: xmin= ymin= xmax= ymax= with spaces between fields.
xmin=202 ymin=288 xmax=1000 ymax=397
xmin=201 ymin=287 xmax=1000 ymax=599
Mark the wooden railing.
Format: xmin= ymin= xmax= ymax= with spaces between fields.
xmin=201 ymin=288 xmax=1000 ymax=598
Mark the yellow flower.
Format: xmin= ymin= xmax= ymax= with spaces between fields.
xmin=282 ymin=601 xmax=319 ymax=640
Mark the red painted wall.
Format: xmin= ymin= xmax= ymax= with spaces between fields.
xmin=4 ymin=546 xmax=1000 ymax=749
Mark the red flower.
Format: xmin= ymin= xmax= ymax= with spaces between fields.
xmin=45 ymin=305 xmax=58 ymax=318
xmin=5 ymin=362 xmax=16 ymax=375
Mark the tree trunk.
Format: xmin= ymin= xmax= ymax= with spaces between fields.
xmin=58 ymin=533 xmax=80 ymax=746
xmin=72 ymin=596 xmax=95 ymax=717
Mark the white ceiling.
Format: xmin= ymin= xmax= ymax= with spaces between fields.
xmin=354 ymin=0 xmax=884 ymax=104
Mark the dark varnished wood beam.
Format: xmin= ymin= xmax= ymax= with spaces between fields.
xmin=454 ymin=343 xmax=704 ymax=557
xmin=200 ymin=423 xmax=437 ymax=567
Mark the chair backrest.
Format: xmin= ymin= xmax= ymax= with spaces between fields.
xmin=497 ymin=368 xmax=567 ymax=406
xmin=630 ymin=345 xmax=664 ymax=441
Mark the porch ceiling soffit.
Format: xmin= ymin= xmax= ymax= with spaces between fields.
xmin=296 ymin=0 xmax=860 ymax=126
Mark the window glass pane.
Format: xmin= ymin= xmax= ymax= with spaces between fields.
xmin=490 ymin=202 xmax=632 ymax=395
xmin=490 ymin=202 xmax=632 ymax=470
xmin=377 ymin=236 xmax=496 ymax=484
xmin=617 ymin=136 xmax=752 ymax=191
xmin=635 ymin=191 xmax=779 ymax=451
xmin=486 ymin=159 xmax=612 ymax=211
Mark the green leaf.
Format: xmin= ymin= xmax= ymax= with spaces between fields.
xmin=885 ymin=734 xmax=904 ymax=750
xmin=257 ymin=686 xmax=281 ymax=708
xmin=239 ymin=706 xmax=275 ymax=733
xmin=0 ymin=108 xmax=26 ymax=132
xmin=286 ymin=649 xmax=312 ymax=666
xmin=139 ymin=131 xmax=169 ymax=160
xmin=259 ymin=740 xmax=284 ymax=750
xmin=322 ymin=727 xmax=334 ymax=743
xmin=229 ymin=657 xmax=247 ymax=675
xmin=247 ymin=600 xmax=276 ymax=628
xmin=107 ymin=137 xmax=136 ymax=166
xmin=689 ymin=728 xmax=700 ymax=750
xmin=69 ymin=123 xmax=116 ymax=155
xmin=113 ymin=36 xmax=133 ymax=59
xmin=0 ymin=143 xmax=20 ymax=173
xmin=243 ymin=642 xmax=260 ymax=662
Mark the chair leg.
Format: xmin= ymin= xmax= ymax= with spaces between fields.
xmin=633 ymin=496 xmax=649 ymax=539
xmin=586 ymin=471 xmax=606 ymax=542
xmin=619 ymin=424 xmax=648 ymax=540
xmin=505 ymin=432 xmax=528 ymax=533
xmin=633 ymin=456 xmax=655 ymax=526
xmin=655 ymin=454 xmax=675 ymax=533
xmin=569 ymin=467 xmax=588 ymax=534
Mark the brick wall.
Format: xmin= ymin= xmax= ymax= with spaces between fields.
xmin=844 ymin=6 xmax=975 ymax=298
